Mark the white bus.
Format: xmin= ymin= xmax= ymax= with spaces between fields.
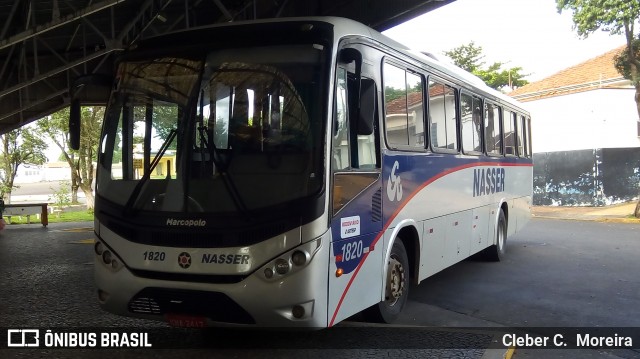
xmin=80 ymin=17 xmax=532 ymax=328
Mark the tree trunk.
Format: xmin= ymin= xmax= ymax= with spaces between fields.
xmin=79 ymin=183 xmax=95 ymax=210
xmin=635 ymin=198 xmax=640 ymax=218
xmin=71 ymin=186 xmax=79 ymax=204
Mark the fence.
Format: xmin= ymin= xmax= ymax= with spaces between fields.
xmin=533 ymin=148 xmax=640 ymax=206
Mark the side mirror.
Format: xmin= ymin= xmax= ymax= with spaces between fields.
xmin=340 ymin=48 xmax=362 ymax=69
xmin=69 ymin=99 xmax=81 ymax=150
xmin=357 ymin=78 xmax=376 ymax=135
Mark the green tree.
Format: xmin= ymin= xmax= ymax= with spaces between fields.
xmin=37 ymin=106 xmax=103 ymax=209
xmin=0 ymin=125 xmax=47 ymax=203
xmin=556 ymin=0 xmax=640 ymax=218
xmin=444 ymin=41 xmax=529 ymax=91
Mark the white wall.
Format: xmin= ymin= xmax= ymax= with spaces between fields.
xmin=13 ymin=165 xmax=45 ymax=184
xmin=42 ymin=167 xmax=72 ymax=181
xmin=524 ymin=88 xmax=640 ymax=153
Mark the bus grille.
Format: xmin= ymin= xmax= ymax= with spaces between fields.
xmin=128 ymin=296 xmax=161 ymax=315
xmin=129 ymin=268 xmax=247 ymax=284
xmin=371 ymin=188 xmax=382 ymax=222
xmin=128 ymin=287 xmax=255 ymax=324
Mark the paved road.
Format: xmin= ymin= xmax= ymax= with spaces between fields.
xmin=410 ymin=219 xmax=640 ymax=327
xmin=406 ymin=219 xmax=640 ymax=359
xmin=9 ymin=180 xmax=87 ymax=204
xmin=11 ymin=180 xmax=68 ymax=196
xmin=0 ymin=219 xmax=639 ymax=358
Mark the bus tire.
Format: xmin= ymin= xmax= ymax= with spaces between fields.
xmin=483 ymin=209 xmax=507 ymax=261
xmin=364 ymin=240 xmax=409 ymax=323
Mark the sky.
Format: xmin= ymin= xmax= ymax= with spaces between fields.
xmin=382 ymin=0 xmax=627 ymax=82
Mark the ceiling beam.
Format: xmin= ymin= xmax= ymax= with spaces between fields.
xmin=0 ymin=0 xmax=125 ymax=52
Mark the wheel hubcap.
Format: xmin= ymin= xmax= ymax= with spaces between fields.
xmin=385 ymin=256 xmax=405 ymax=306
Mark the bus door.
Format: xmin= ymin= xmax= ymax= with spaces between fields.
xmin=327 ymin=45 xmax=385 ymax=325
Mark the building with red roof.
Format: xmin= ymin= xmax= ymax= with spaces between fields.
xmin=509 ymin=45 xmax=640 ymax=153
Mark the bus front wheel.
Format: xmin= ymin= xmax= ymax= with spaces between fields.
xmin=364 ymin=240 xmax=409 ymax=323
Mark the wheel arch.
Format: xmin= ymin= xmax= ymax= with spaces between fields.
xmin=383 ymin=220 xmax=420 ymax=287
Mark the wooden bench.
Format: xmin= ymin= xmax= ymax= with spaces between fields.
xmin=2 ymin=203 xmax=49 ymax=227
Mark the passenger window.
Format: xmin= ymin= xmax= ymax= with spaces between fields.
xmin=484 ymin=103 xmax=502 ymax=155
xmin=460 ymin=92 xmax=483 ymax=154
xmin=504 ymin=111 xmax=517 ymax=156
xmin=407 ymin=72 xmax=425 ymax=147
xmin=429 ymin=80 xmax=458 ymax=151
xmin=516 ymin=114 xmax=525 ymax=157
xmin=383 ymin=63 xmax=424 ymax=149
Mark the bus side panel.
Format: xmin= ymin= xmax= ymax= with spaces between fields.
xmin=419 ymin=216 xmax=447 ymax=281
xmin=443 ymin=210 xmax=472 ymax=269
xmin=507 ymin=162 xmax=533 ymax=234
xmin=513 ymin=196 xmax=532 ymax=231
xmin=327 ymin=181 xmax=384 ymax=326
xmin=470 ymin=205 xmax=491 ymax=255
xmin=512 ymin=163 xmax=533 ymax=231
xmin=328 ymin=231 xmax=383 ymax=325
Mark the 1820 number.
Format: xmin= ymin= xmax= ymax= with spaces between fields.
xmin=340 ymin=240 xmax=364 ymax=262
xmin=143 ymin=251 xmax=166 ymax=261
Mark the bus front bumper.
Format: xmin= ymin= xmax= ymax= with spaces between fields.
xmin=94 ymin=232 xmax=330 ymax=328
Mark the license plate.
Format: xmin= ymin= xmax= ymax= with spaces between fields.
xmin=165 ymin=314 xmax=207 ymax=328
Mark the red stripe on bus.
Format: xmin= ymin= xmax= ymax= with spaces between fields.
xmin=328 ymin=161 xmax=531 ymax=326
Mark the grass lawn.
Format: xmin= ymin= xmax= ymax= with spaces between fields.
xmin=4 ymin=209 xmax=94 ymax=225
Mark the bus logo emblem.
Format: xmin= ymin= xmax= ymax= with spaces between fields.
xmin=178 ymin=252 xmax=192 ymax=269
xmin=387 ymin=161 xmax=403 ymax=202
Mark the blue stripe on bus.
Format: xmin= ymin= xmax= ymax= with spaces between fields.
xmin=329 ymin=158 xmax=532 ymax=326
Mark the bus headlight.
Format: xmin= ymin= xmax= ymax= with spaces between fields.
xmin=94 ymin=241 xmax=104 ymax=255
xmin=275 ymin=259 xmax=290 ymax=275
xmin=291 ymin=251 xmax=307 ymax=266
xmin=95 ymin=239 xmax=124 ymax=272
xmin=264 ymin=268 xmax=274 ymax=279
xmin=102 ymin=251 xmax=112 ymax=264
xmin=260 ymin=237 xmax=321 ymax=281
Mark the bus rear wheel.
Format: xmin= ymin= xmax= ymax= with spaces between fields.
xmin=364 ymin=240 xmax=409 ymax=323
xmin=482 ymin=209 xmax=507 ymax=261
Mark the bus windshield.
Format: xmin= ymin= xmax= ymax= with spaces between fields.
xmin=97 ymin=44 xmax=326 ymax=215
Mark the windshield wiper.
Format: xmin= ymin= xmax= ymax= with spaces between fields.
xmin=123 ymin=129 xmax=177 ymax=214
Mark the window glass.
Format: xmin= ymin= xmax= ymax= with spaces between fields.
xmin=333 ymin=67 xmax=350 ymax=170
xmin=383 ymin=64 xmax=424 ymax=149
xmin=516 ymin=114 xmax=525 ymax=157
xmin=429 ymin=80 xmax=458 ymax=151
xmin=406 ymin=72 xmax=425 ymax=147
xmin=334 ymin=68 xmax=377 ymax=170
xmin=484 ymin=102 xmax=502 ymax=155
xmin=461 ymin=92 xmax=482 ymax=153
xmin=384 ymin=63 xmax=409 ymax=147
xmin=504 ymin=111 xmax=517 ymax=156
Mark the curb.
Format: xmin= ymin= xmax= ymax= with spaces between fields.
xmin=531 ymin=215 xmax=640 ymax=224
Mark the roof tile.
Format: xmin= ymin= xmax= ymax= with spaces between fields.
xmin=509 ymin=45 xmax=627 ymax=101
